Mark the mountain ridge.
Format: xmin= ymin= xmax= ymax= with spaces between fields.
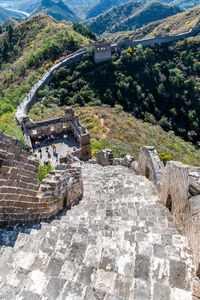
xmin=31 ymin=0 xmax=80 ymax=22
xmin=84 ymin=1 xmax=181 ymax=35
xmin=107 ymin=4 xmax=200 ymax=41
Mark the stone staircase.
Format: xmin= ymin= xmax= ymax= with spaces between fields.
xmin=0 ymin=163 xmax=195 ymax=300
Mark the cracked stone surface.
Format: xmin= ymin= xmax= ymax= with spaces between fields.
xmin=0 ymin=164 xmax=195 ymax=299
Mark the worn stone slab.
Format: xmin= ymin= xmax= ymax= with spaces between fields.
xmin=0 ymin=164 xmax=195 ymax=300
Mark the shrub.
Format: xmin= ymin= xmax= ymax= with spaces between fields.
xmin=38 ymin=163 xmax=53 ymax=181
xmin=159 ymin=152 xmax=173 ymax=165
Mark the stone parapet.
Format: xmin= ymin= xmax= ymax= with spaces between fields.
xmin=115 ymin=20 xmax=200 ymax=51
xmin=15 ymin=49 xmax=86 ymax=123
xmin=96 ymin=149 xmax=114 ymax=166
xmin=96 ymin=146 xmax=200 ymax=272
xmin=160 ymin=161 xmax=200 ymax=270
xmin=23 ymin=109 xmax=91 ymax=160
xmin=137 ymin=146 xmax=164 ymax=190
xmin=135 ymin=146 xmax=200 ymax=272
xmin=0 ymin=131 xmax=83 ymax=225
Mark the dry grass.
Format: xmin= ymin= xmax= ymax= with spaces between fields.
xmin=75 ymin=106 xmax=200 ymax=165
xmin=34 ymin=105 xmax=200 ymax=166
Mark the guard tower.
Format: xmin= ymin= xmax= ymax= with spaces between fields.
xmin=91 ymin=39 xmax=112 ymax=63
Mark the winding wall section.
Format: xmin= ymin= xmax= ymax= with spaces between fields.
xmin=15 ymin=21 xmax=200 ymax=124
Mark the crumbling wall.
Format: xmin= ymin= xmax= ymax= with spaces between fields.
xmin=135 ymin=146 xmax=200 ymax=271
xmin=0 ymin=131 xmax=83 ymax=225
xmin=160 ymin=161 xmax=200 ymax=270
xmin=137 ymin=146 xmax=164 ymax=190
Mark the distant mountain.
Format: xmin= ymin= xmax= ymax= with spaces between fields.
xmin=31 ymin=0 xmax=80 ymax=22
xmin=170 ymin=0 xmax=200 ymax=10
xmin=0 ymin=6 xmax=26 ymax=25
xmin=65 ymin=0 xmax=99 ymax=19
xmin=86 ymin=0 xmax=200 ymax=19
xmin=86 ymin=0 xmax=131 ymax=19
xmin=111 ymin=4 xmax=200 ymax=42
xmin=15 ymin=1 xmax=40 ymax=13
xmin=84 ymin=1 xmax=181 ymax=35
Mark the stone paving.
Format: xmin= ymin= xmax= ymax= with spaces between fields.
xmin=34 ymin=133 xmax=80 ymax=166
xmin=0 ymin=164 xmax=195 ymax=299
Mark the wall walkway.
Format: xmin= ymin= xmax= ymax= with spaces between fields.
xmin=15 ymin=21 xmax=200 ymax=125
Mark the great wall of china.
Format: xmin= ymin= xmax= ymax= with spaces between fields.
xmin=15 ymin=19 xmax=200 ymax=124
xmin=0 ymin=20 xmax=200 ymax=299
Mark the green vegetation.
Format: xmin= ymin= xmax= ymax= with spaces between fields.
xmin=29 ymin=105 xmax=200 ymax=166
xmin=86 ymin=0 xmax=200 ymax=21
xmin=38 ymin=162 xmax=53 ymax=181
xmin=0 ymin=111 xmax=24 ymax=144
xmin=84 ymin=2 xmax=181 ymax=35
xmin=30 ymin=39 xmax=200 ymax=145
xmin=113 ymin=5 xmax=200 ymax=41
xmin=72 ymin=23 xmax=97 ymax=40
xmin=0 ymin=14 xmax=89 ymax=135
xmin=158 ymin=152 xmax=173 ymax=165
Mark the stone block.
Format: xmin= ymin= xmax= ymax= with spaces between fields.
xmin=17 ymin=291 xmax=40 ymax=300
xmin=1 ymin=187 xmax=17 ymax=194
xmin=153 ymin=283 xmax=171 ymax=300
xmin=169 ymin=260 xmax=189 ymax=290
xmin=46 ymin=257 xmax=63 ymax=277
xmin=188 ymin=195 xmax=200 ymax=215
xmin=134 ymin=255 xmax=150 ymax=281
xmin=96 ymin=149 xmax=113 ymax=166
xmin=17 ymin=188 xmax=36 ymax=197
xmin=83 ymin=287 xmax=106 ymax=300
xmin=17 ymin=182 xmax=28 ymax=189
xmin=44 ymin=277 xmax=65 ymax=300
xmin=18 ymin=195 xmax=37 ymax=203
xmin=61 ymin=281 xmax=85 ymax=300
xmin=0 ymin=166 xmax=11 ymax=173
xmin=3 ymin=194 xmax=19 ymax=201
xmin=134 ymin=279 xmax=151 ymax=300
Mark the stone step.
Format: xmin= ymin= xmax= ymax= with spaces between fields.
xmin=0 ymin=164 xmax=195 ymax=299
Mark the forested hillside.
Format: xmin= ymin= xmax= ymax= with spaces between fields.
xmin=112 ymin=5 xmax=200 ymax=41
xmin=29 ymin=37 xmax=200 ymax=146
xmin=0 ymin=15 xmax=90 ymax=139
xmin=84 ymin=1 xmax=181 ymax=35
xmin=86 ymin=0 xmax=200 ymax=20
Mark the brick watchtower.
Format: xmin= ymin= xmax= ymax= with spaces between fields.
xmin=91 ymin=39 xmax=112 ymax=63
